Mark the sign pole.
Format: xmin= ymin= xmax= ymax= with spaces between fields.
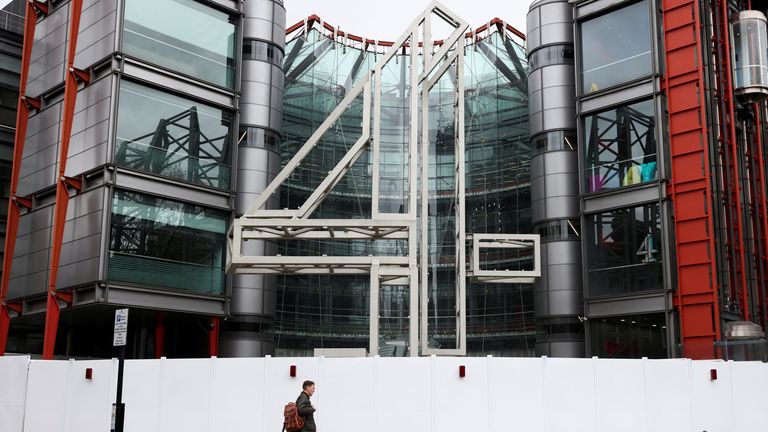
xmin=112 ymin=308 xmax=128 ymax=432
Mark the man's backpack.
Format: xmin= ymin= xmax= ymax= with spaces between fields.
xmin=283 ymin=402 xmax=304 ymax=432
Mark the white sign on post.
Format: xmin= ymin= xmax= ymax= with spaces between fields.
xmin=113 ymin=308 xmax=129 ymax=347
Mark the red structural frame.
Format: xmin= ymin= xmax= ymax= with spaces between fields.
xmin=0 ymin=0 xmax=48 ymax=356
xmin=285 ymin=14 xmax=525 ymax=50
xmin=41 ymin=0 xmax=88 ymax=360
xmin=662 ymin=0 xmax=721 ymax=358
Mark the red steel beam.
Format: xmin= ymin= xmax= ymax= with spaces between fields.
xmin=42 ymin=0 xmax=86 ymax=360
xmin=663 ymin=0 xmax=721 ymax=359
xmin=285 ymin=14 xmax=525 ymax=49
xmin=0 ymin=0 xmax=48 ymax=356
xmin=154 ymin=312 xmax=165 ymax=358
xmin=208 ymin=317 xmax=220 ymax=357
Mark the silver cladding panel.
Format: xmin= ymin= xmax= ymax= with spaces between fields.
xmin=219 ymin=332 xmax=275 ymax=357
xmin=18 ymin=75 xmax=114 ymax=197
xmin=27 ymin=2 xmax=68 ymax=96
xmin=240 ymin=61 xmax=283 ymax=130
xmin=242 ymin=0 xmax=286 ymax=48
xmin=536 ymin=340 xmax=586 ymax=357
xmin=231 ymin=0 xmax=286 ymax=336
xmin=74 ymin=0 xmax=118 ymax=70
xmin=527 ymin=0 xmax=574 ymax=52
xmin=535 ymin=240 xmax=582 ymax=317
xmin=8 ymin=187 xmax=106 ymax=298
xmin=531 ymin=151 xmax=579 ymax=221
xmin=18 ymin=102 xmax=61 ymax=197
xmin=527 ymin=65 xmax=576 ymax=136
xmin=528 ymin=0 xmax=583 ymax=354
xmin=235 ymin=146 xmax=281 ymax=214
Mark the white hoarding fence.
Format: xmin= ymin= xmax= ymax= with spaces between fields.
xmin=1 ymin=356 xmax=767 ymax=432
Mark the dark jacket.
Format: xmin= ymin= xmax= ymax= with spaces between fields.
xmin=296 ymin=391 xmax=316 ymax=431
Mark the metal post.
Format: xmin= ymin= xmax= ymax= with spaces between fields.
xmin=112 ymin=345 xmax=126 ymax=432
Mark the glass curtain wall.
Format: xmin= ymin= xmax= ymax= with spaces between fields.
xmin=123 ymin=0 xmax=237 ymax=89
xmin=108 ymin=190 xmax=227 ymax=295
xmin=275 ymin=29 xmax=532 ymax=356
xmin=580 ymin=0 xmax=652 ymax=94
xmin=114 ymin=80 xmax=234 ymax=190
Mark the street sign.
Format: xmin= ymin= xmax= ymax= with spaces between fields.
xmin=113 ymin=308 xmax=128 ymax=347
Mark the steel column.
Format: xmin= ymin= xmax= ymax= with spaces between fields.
xmin=0 ymin=0 xmax=48 ymax=356
xmin=209 ymin=317 xmax=220 ymax=357
xmin=154 ymin=312 xmax=165 ymax=358
xmin=663 ymin=0 xmax=721 ymax=358
xmin=42 ymin=0 xmax=87 ymax=359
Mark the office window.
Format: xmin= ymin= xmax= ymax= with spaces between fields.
xmin=123 ymin=0 xmax=236 ymax=89
xmin=108 ymin=190 xmax=227 ymax=295
xmin=584 ymin=99 xmax=657 ymax=193
xmin=115 ymin=80 xmax=233 ymax=190
xmin=587 ymin=203 xmax=663 ymax=296
xmin=581 ymin=0 xmax=652 ymax=93
xmin=591 ymin=313 xmax=667 ymax=358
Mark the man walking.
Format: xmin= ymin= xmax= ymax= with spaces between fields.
xmin=296 ymin=380 xmax=317 ymax=431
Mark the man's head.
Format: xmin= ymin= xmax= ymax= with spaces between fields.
xmin=303 ymin=380 xmax=316 ymax=396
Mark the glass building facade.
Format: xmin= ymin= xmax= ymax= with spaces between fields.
xmin=273 ymin=29 xmax=533 ymax=356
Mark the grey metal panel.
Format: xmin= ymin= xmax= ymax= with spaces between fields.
xmin=57 ymin=257 xmax=100 ymax=288
xmin=579 ymin=80 xmax=655 ymax=114
xmin=576 ymin=0 xmax=634 ymax=19
xmin=583 ymin=183 xmax=660 ymax=213
xmin=540 ymin=151 xmax=578 ymax=175
xmin=539 ymin=23 xmax=573 ymax=48
xmin=106 ymin=285 xmax=226 ymax=315
xmin=544 ymin=172 xmax=579 ymax=197
xmin=542 ymin=85 xmax=575 ymax=111
xmin=206 ymin=0 xmax=239 ymax=13
xmin=113 ymin=169 xmax=230 ymax=209
xmin=244 ymin=17 xmax=278 ymax=42
xmin=586 ymin=293 xmax=669 ymax=317
xmin=74 ymin=0 xmax=117 ymax=69
xmin=242 ymin=60 xmax=275 ymax=85
xmin=231 ymin=278 xmax=273 ymax=316
xmin=59 ymin=233 xmax=101 ymax=266
xmin=27 ymin=4 xmax=69 ymax=96
xmin=242 ymin=80 xmax=272 ymax=106
xmin=542 ymin=65 xmax=575 ymax=89
xmin=66 ymin=141 xmax=108 ymax=176
xmin=540 ymin=1 xmax=573 ymax=26
xmin=26 ymin=103 xmax=62 ymax=138
xmin=219 ymin=334 xmax=275 ymax=357
xmin=542 ymin=108 xmax=576 ymax=132
xmin=64 ymin=187 xmax=105 ymax=225
xmin=18 ymin=145 xmax=57 ymax=196
xmin=7 ymin=269 xmax=47 ymax=299
xmin=122 ymin=60 xmax=236 ymax=108
xmin=240 ymin=103 xmax=272 ymax=128
xmin=547 ymin=341 xmax=585 ymax=357
xmin=245 ymin=0 xmax=274 ymax=22
xmin=543 ymin=196 xmax=579 ymax=219
xmin=12 ymin=224 xmax=50 ymax=257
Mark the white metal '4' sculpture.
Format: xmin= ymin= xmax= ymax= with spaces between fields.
xmin=228 ymin=1 xmax=540 ymax=356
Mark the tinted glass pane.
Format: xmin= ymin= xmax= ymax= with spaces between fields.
xmin=587 ymin=203 xmax=663 ymax=296
xmin=115 ymin=80 xmax=233 ymax=190
xmin=581 ymin=1 xmax=652 ymax=93
xmin=108 ymin=190 xmax=226 ymax=295
xmin=591 ymin=313 xmax=667 ymax=358
xmin=124 ymin=0 xmax=236 ymax=88
xmin=584 ymin=99 xmax=657 ymax=192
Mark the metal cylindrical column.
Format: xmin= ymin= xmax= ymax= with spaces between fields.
xmin=220 ymin=0 xmax=285 ymax=357
xmin=527 ymin=0 xmax=584 ymax=357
